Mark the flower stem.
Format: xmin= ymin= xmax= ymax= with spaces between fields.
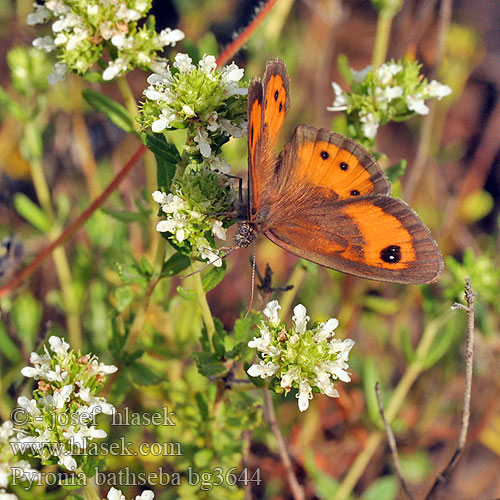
xmin=191 ymin=262 xmax=216 ymax=352
xmin=0 ymin=145 xmax=147 ymax=299
xmin=335 ymin=315 xmax=448 ymax=500
xmin=29 ymin=156 xmax=82 ymax=348
xmin=372 ymin=9 xmax=395 ymax=68
xmin=126 ymin=236 xmax=167 ymax=349
xmin=83 ymin=480 xmax=101 ymax=500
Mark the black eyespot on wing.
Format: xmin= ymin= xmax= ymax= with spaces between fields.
xmin=350 ymin=189 xmax=360 ymax=196
xmin=279 ymin=101 xmax=283 ymax=112
xmin=340 ymin=162 xmax=349 ymax=171
xmin=380 ymin=245 xmax=401 ymax=264
xmin=320 ymin=151 xmax=329 ymax=160
xmin=274 ymin=90 xmax=279 ymax=101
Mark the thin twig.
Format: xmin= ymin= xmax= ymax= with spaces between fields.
xmin=403 ymin=0 xmax=453 ymax=202
xmin=375 ymin=382 xmax=416 ymax=500
xmin=216 ymin=0 xmax=280 ymax=68
xmin=0 ymin=144 xmax=147 ymax=299
xmin=263 ymin=389 xmax=306 ymax=500
xmin=425 ymin=277 xmax=476 ymax=499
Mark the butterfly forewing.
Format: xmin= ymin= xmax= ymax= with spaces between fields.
xmin=275 ymin=125 xmax=392 ymax=200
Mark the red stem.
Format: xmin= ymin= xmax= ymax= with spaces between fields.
xmin=216 ymin=0 xmax=280 ymax=68
xmin=0 ymin=144 xmax=147 ymax=299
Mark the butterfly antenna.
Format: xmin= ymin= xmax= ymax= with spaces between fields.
xmin=181 ymin=248 xmax=235 ymax=279
xmin=243 ymin=242 xmax=257 ymax=319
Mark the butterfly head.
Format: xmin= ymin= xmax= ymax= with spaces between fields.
xmin=234 ymin=221 xmax=257 ymax=248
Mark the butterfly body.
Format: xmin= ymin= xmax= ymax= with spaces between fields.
xmin=236 ymin=59 xmax=443 ymax=284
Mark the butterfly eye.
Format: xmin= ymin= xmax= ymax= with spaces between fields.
xmin=380 ymin=245 xmax=402 ymax=264
xmin=274 ymin=90 xmax=279 ymax=101
xmin=320 ymin=151 xmax=329 ymax=160
xmin=340 ymin=162 xmax=349 ymax=171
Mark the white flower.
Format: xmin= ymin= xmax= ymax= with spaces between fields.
xmin=151 ymin=108 xmax=177 ymax=132
xmin=48 ymin=336 xmax=70 ymax=356
xmin=247 ymin=361 xmax=279 ymax=379
xmin=211 ymin=220 xmax=226 ymax=240
xmin=263 ymin=300 xmax=281 ymax=325
xmin=17 ymin=397 xmax=40 ymax=416
xmin=406 ymin=94 xmax=429 ymax=115
xmin=175 ymin=228 xmax=186 ymax=243
xmin=315 ymin=318 xmax=339 ymax=342
xmin=292 ymin=304 xmax=310 ymax=334
xmin=136 ymin=491 xmax=154 ymax=500
xmin=48 ymin=63 xmax=68 ymax=84
xmin=156 ymin=219 xmax=177 ymax=233
xmin=0 ymin=489 xmax=19 ymax=499
xmin=32 ymin=36 xmax=55 ymax=52
xmin=107 ymin=488 xmax=126 ymax=500
xmin=199 ymin=54 xmax=217 ymax=73
xmin=102 ymin=57 xmax=129 ymax=81
xmin=326 ymin=82 xmax=348 ymax=112
xmin=115 ymin=4 xmax=141 ymax=22
xmin=351 ymin=65 xmax=372 ymax=82
xmin=162 ymin=194 xmax=185 ymax=213
xmin=194 ymin=128 xmax=211 ymax=158
xmin=199 ymin=247 xmax=222 ymax=267
xmin=426 ymin=80 xmax=452 ymax=100
xmin=152 ymin=191 xmax=169 ymax=204
xmin=58 ymin=453 xmax=77 ymax=471
xmin=248 ymin=327 xmax=280 ymax=356
xmin=376 ymin=85 xmax=403 ymax=102
xmin=88 ymin=361 xmax=118 ymax=376
xmin=26 ymin=3 xmax=51 ymax=25
xmin=280 ymin=366 xmax=300 ymax=391
xmin=297 ymin=380 xmax=313 ymax=412
xmin=360 ymin=112 xmax=380 ymax=139
xmin=157 ymin=27 xmax=184 ymax=46
xmin=173 ymin=53 xmax=194 ymax=73
xmin=182 ymin=104 xmax=195 ymax=117
xmin=314 ymin=366 xmax=339 ymax=397
xmin=376 ymin=62 xmax=402 ymax=85
xmin=53 ymin=384 xmax=73 ymax=410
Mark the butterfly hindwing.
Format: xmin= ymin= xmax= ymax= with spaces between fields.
xmin=264 ymin=194 xmax=443 ymax=284
xmin=276 ymin=125 xmax=392 ymax=200
xmin=247 ymin=79 xmax=263 ymax=212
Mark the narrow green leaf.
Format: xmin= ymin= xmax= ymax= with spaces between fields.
xmin=176 ymin=286 xmax=197 ymax=301
xmin=161 ymin=252 xmax=190 ymax=277
xmin=386 ymin=159 xmax=407 ymax=182
xmin=360 ymin=476 xmax=398 ymax=500
xmin=337 ymin=54 xmax=353 ymax=86
xmin=82 ymin=89 xmax=134 ymax=133
xmin=11 ymin=293 xmax=43 ymax=347
xmin=14 ymin=193 xmax=51 ymax=232
xmin=0 ymin=323 xmax=22 ymax=362
xmin=141 ymin=133 xmax=180 ymax=191
xmin=202 ymin=262 xmax=226 ymax=292
xmin=128 ymin=361 xmax=162 ymax=385
xmin=100 ymin=207 xmax=148 ymax=222
xmin=400 ymin=326 xmax=415 ymax=363
xmin=362 ymin=357 xmax=383 ymax=428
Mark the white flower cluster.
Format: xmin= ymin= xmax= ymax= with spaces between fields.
xmin=248 ymin=301 xmax=355 ymax=412
xmin=0 ymin=421 xmax=40 ymax=499
xmin=141 ymin=53 xmax=247 ymax=160
xmin=107 ymin=487 xmax=154 ymax=500
xmin=13 ymin=336 xmax=116 ymax=471
xmin=153 ymin=190 xmax=228 ymax=267
xmin=328 ymin=60 xmax=452 ymax=140
xmin=27 ymin=0 xmax=184 ymax=83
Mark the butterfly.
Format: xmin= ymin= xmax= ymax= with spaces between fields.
xmin=234 ymin=59 xmax=443 ymax=284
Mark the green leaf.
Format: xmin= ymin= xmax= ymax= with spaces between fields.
xmin=161 ymin=253 xmax=190 ymax=277
xmin=400 ymin=326 xmax=415 ymax=363
xmin=212 ymin=318 xmax=226 ymax=358
xmin=202 ymin=261 xmax=226 ymax=292
xmin=0 ymin=323 xmax=22 ymax=362
xmin=362 ymin=295 xmax=400 ymax=315
xmin=82 ymin=89 xmax=134 ymax=133
xmin=304 ymin=449 xmax=342 ymax=499
xmin=193 ymin=449 xmax=214 ymax=468
xmin=176 ymin=286 xmax=198 ymax=301
xmin=11 ymin=293 xmax=43 ymax=347
xmin=337 ymin=54 xmax=353 ymax=85
xmin=14 ymin=193 xmax=51 ymax=232
xmin=360 ymin=476 xmax=398 ymax=500
xmin=128 ymin=361 xmax=162 ymax=385
xmin=386 ymin=159 xmax=407 ymax=182
xmin=0 ymin=87 xmax=28 ymax=122
xmin=100 ymin=207 xmax=148 ymax=222
xmin=141 ymin=133 xmax=180 ymax=191
xmin=191 ymin=352 xmax=226 ymax=376
xmin=362 ymin=357 xmax=383 ymax=428
xmin=460 ymin=190 xmax=494 ymax=223
xmin=195 ymin=393 xmax=209 ymax=421
xmin=113 ymin=285 xmax=135 ymax=313
xmin=140 ymin=256 xmax=153 ymax=276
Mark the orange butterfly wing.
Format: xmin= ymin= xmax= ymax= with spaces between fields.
xmin=264 ymin=194 xmax=443 ymax=283
xmin=247 ymin=59 xmax=290 ymax=217
xmin=258 ymin=127 xmax=443 ymax=284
